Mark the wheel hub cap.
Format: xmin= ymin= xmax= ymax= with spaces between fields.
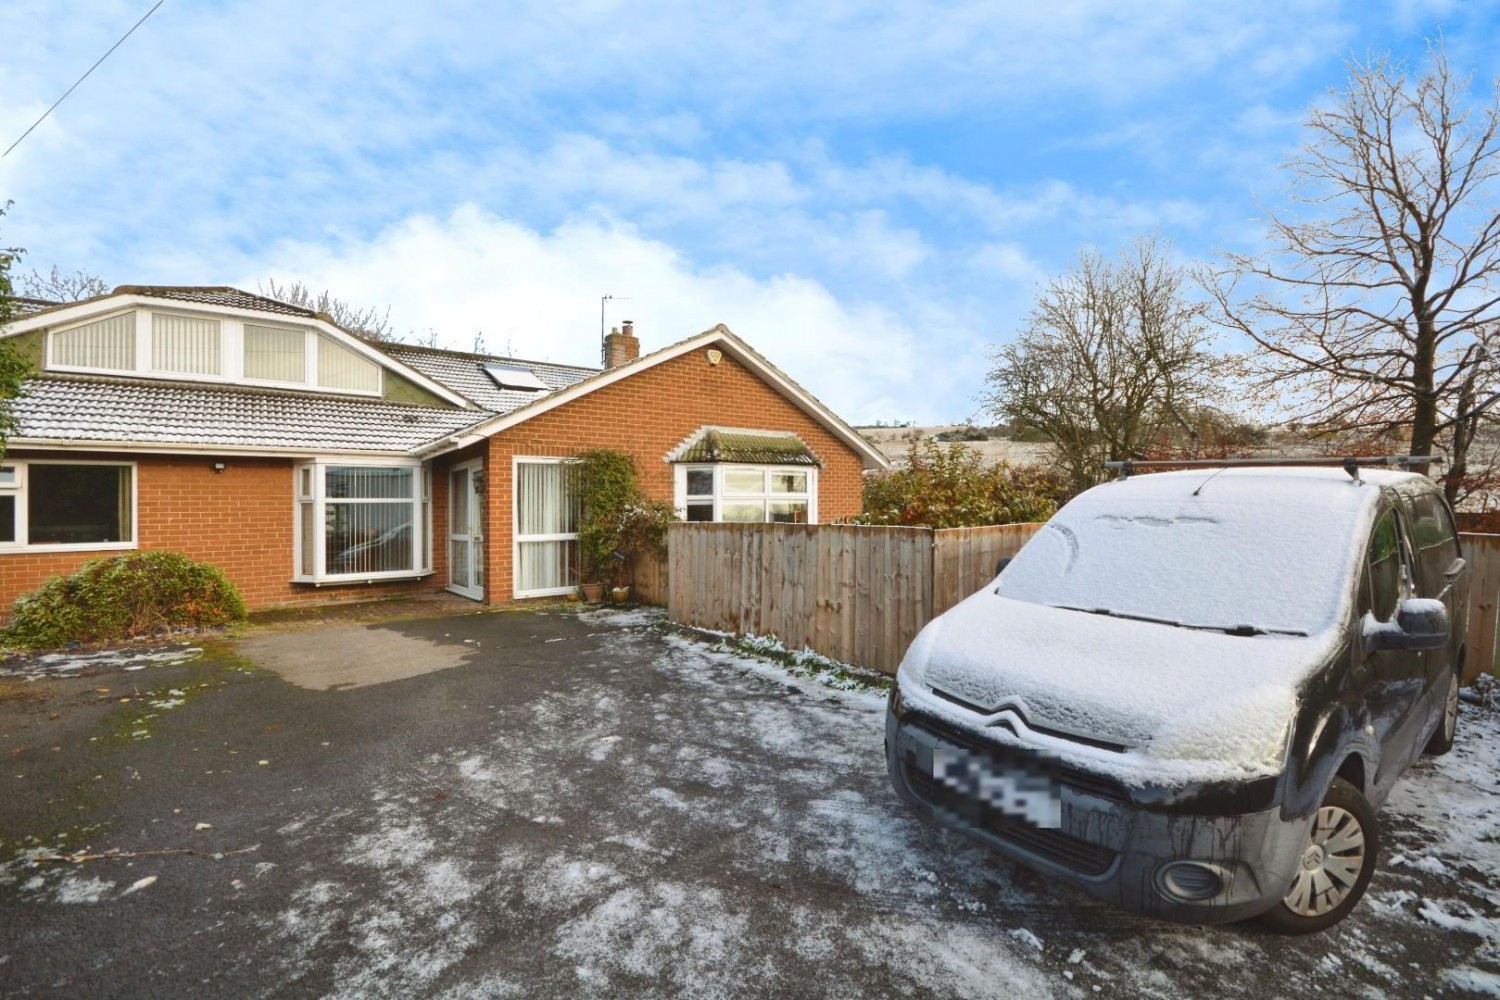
xmin=1282 ymin=805 xmax=1366 ymax=917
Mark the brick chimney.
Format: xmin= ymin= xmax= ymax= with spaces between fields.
xmin=603 ymin=319 xmax=640 ymax=368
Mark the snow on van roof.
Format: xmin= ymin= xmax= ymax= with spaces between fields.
xmin=1087 ymin=464 xmax=1423 ymax=508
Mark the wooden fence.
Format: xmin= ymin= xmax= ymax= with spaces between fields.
xmin=1463 ymin=533 xmax=1500 ymax=683
xmin=659 ymin=522 xmax=1500 ymax=681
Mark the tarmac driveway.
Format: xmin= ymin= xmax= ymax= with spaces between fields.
xmin=0 ymin=606 xmax=1496 ymax=998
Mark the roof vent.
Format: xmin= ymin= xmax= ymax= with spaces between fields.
xmin=481 ymin=362 xmax=548 ymax=392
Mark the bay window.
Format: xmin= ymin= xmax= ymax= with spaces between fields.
xmin=294 ymin=462 xmax=431 ymax=582
xmin=675 ymin=465 xmax=816 ymax=524
xmin=0 ymin=461 xmax=136 ymax=550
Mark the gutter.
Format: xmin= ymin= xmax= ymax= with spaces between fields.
xmin=6 ymin=438 xmax=416 ymax=460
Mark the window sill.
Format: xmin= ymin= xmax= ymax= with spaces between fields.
xmin=515 ymin=585 xmax=579 ymax=599
xmin=294 ymin=570 xmax=435 ymax=587
xmin=0 ymin=541 xmax=138 ymax=554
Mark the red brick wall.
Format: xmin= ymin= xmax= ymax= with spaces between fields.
xmin=1 ymin=347 xmax=870 ymax=617
xmin=0 ymin=450 xmax=439 ymax=618
xmin=474 ymin=347 xmax=866 ymax=602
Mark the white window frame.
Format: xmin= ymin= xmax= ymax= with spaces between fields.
xmin=149 ymin=311 xmax=224 ymax=377
xmin=44 ymin=308 xmax=385 ymax=398
xmin=673 ymin=464 xmax=817 ymax=524
xmin=242 ymin=322 xmax=312 ymax=388
xmin=292 ymin=459 xmax=431 ymax=584
xmin=0 ymin=459 xmax=139 ymax=553
xmin=513 ymin=456 xmax=581 ymax=599
xmin=45 ymin=309 xmax=141 ymax=375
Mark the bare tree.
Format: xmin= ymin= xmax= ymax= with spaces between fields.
xmin=1202 ymin=41 xmax=1500 ymax=505
xmin=18 ymin=266 xmax=108 ymax=303
xmin=258 ymin=278 xmax=395 ymax=342
xmin=984 ymin=235 xmax=1222 ymax=492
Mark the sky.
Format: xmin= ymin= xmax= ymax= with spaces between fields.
xmin=2 ymin=1 xmax=1498 ymax=425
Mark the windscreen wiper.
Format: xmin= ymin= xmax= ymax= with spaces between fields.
xmin=1054 ymin=605 xmax=1187 ymax=628
xmin=1054 ymin=606 xmax=1307 ymax=637
xmin=1202 ymin=624 xmax=1308 ymax=638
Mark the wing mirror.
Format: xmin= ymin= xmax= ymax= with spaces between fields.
xmin=1364 ymin=598 xmax=1450 ymax=652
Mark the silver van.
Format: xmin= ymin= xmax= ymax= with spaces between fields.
xmin=885 ymin=462 xmax=1466 ymax=931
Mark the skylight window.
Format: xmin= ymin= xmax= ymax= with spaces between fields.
xmin=482 ymin=362 xmax=548 ymax=392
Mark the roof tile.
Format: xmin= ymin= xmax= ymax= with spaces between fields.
xmin=9 ymin=376 xmax=491 ymax=453
xmin=380 ymin=343 xmax=597 ymax=413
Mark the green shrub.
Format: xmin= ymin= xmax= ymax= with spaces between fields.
xmin=571 ymin=449 xmax=678 ymax=587
xmin=855 ymin=439 xmax=1070 ymax=528
xmin=5 ymin=550 xmax=246 ymax=649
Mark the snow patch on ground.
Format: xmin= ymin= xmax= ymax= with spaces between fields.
xmin=577 ymin=606 xmax=666 ymax=629
xmin=0 ymin=644 xmax=203 ymax=677
xmin=1444 ymin=966 xmax=1500 ymax=997
xmin=552 ymin=882 xmax=749 ymax=997
xmin=1419 ymin=897 xmax=1500 ymax=940
xmin=54 ymin=875 xmax=114 ymax=904
xmin=244 ymin=614 xmax=1499 ymax=998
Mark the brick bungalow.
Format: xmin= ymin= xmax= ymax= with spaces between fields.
xmin=0 ymin=286 xmax=887 ymax=614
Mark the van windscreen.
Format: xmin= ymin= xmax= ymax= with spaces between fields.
xmin=997 ymin=497 xmax=1364 ymax=636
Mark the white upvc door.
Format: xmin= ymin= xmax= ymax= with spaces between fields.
xmin=448 ymin=460 xmax=484 ymax=600
xmin=514 ymin=458 xmax=580 ymax=597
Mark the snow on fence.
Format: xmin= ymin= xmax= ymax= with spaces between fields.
xmin=659 ymin=522 xmax=1500 ymax=681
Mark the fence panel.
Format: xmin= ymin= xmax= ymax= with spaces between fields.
xmin=932 ymin=524 xmax=1044 ymax=616
xmin=1460 ymin=533 xmax=1500 ymax=683
xmin=663 ymin=522 xmax=1499 ymax=680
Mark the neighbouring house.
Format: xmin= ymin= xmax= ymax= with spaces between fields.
xmin=0 ymin=286 xmax=888 ymax=615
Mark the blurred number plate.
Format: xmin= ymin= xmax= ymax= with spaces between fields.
xmin=933 ymin=745 xmax=1062 ymax=829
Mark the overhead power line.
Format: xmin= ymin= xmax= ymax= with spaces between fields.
xmin=4 ymin=1 xmax=166 ymax=158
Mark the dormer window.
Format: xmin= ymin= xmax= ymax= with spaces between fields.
xmin=319 ymin=336 xmax=381 ymax=393
xmin=152 ymin=314 xmax=221 ymax=375
xmin=244 ymin=324 xmax=306 ymax=382
xmin=51 ymin=312 xmax=135 ymax=371
xmin=44 ymin=308 xmax=384 ymax=396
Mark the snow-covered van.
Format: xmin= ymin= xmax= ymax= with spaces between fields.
xmin=886 ymin=462 xmax=1467 ymax=932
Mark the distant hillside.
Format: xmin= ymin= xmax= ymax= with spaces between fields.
xmin=856 ymin=425 xmax=1052 ymax=467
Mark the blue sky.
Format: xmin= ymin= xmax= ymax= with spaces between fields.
xmin=2 ymin=1 xmax=1497 ymax=424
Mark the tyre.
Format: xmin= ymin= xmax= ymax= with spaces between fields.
xmin=1424 ymin=667 xmax=1460 ymax=756
xmin=1259 ymin=777 xmax=1379 ymax=934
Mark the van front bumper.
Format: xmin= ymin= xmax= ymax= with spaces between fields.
xmin=886 ymin=700 xmax=1311 ymax=925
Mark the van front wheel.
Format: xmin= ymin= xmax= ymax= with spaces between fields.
xmin=1259 ymin=777 xmax=1378 ymax=934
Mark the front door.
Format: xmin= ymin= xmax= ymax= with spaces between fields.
xmin=448 ymin=460 xmax=484 ymax=600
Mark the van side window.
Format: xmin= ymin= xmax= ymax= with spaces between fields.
xmin=1410 ymin=492 xmax=1460 ymax=593
xmin=1367 ymin=510 xmax=1402 ymax=621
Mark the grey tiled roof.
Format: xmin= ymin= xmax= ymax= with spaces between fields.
xmin=112 ymin=286 xmax=319 ymax=318
xmin=10 ymin=376 xmax=493 ymax=453
xmin=2 ymin=297 xmax=60 ymax=317
xmin=3 ymin=286 xmax=319 ymax=323
xmin=675 ymin=429 xmax=820 ymax=465
xmin=381 ymin=344 xmax=598 ymax=413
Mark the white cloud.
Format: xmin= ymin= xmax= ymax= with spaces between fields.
xmin=1 ymin=0 xmax=1472 ymax=428
xmin=250 ymin=204 xmax=960 ymax=423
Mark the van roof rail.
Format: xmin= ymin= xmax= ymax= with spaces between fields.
xmin=1104 ymin=455 xmax=1439 ymax=483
